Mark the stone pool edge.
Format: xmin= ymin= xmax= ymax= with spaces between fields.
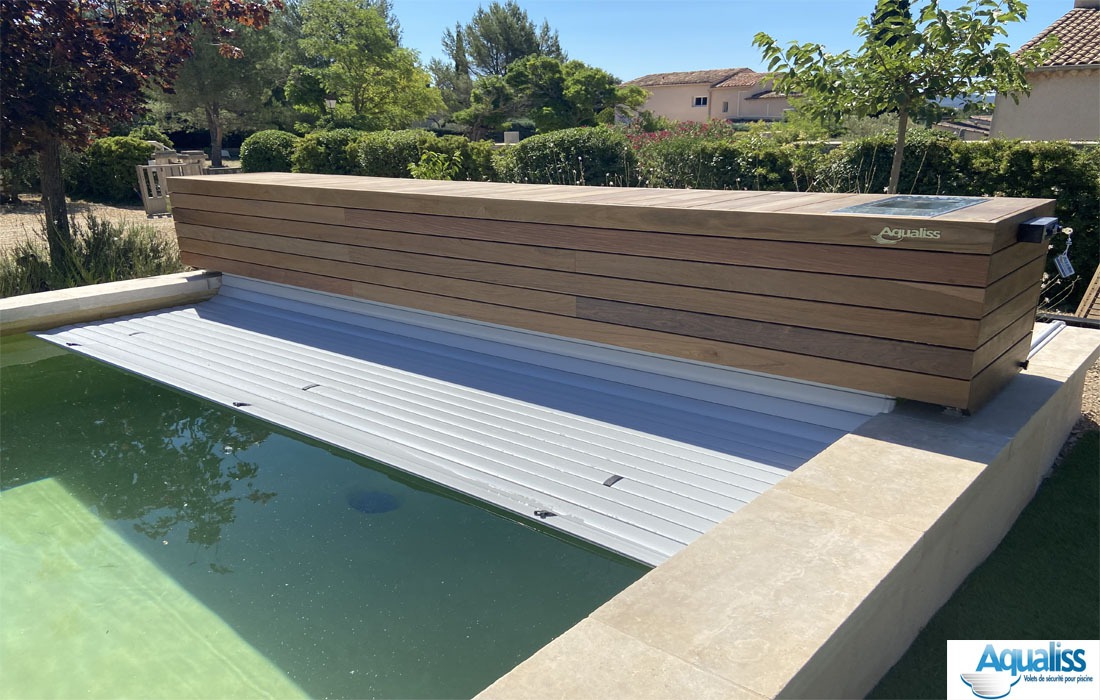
xmin=0 ymin=270 xmax=220 ymax=336
xmin=476 ymin=326 xmax=1100 ymax=700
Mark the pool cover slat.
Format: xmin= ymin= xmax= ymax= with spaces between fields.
xmin=37 ymin=275 xmax=889 ymax=565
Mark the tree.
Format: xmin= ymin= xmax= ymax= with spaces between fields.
xmin=753 ymin=0 xmax=1054 ymax=193
xmin=428 ymin=23 xmax=474 ymax=115
xmin=157 ymin=23 xmax=283 ymax=168
xmin=504 ymin=56 xmax=646 ymax=132
xmin=431 ymin=0 xmax=563 ymax=125
xmin=296 ymin=0 xmax=442 ymax=129
xmin=459 ymin=0 xmax=563 ymax=78
xmin=0 ymin=0 xmax=281 ymax=271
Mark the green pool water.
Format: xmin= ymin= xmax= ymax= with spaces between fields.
xmin=0 ymin=334 xmax=646 ymax=699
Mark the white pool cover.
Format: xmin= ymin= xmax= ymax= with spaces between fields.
xmin=38 ymin=275 xmax=893 ymax=565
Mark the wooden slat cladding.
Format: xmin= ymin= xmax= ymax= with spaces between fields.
xmin=169 ymin=174 xmax=1055 ymax=410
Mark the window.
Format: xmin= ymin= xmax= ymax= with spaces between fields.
xmin=722 ymin=101 xmax=729 ymax=113
xmin=693 ymin=96 xmax=708 ymax=107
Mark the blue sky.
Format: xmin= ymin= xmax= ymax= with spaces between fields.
xmin=392 ymin=0 xmax=1070 ymax=82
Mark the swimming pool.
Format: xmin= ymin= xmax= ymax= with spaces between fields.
xmin=0 ymin=334 xmax=646 ymax=699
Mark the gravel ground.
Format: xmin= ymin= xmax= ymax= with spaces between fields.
xmin=2 ymin=194 xmax=1096 ymax=460
xmin=0 ymin=195 xmax=177 ymax=253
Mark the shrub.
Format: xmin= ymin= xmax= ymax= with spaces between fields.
xmin=827 ymin=128 xmax=960 ymax=194
xmin=356 ymin=129 xmax=430 ymax=178
xmin=240 ymin=130 xmax=300 ymax=173
xmin=75 ymin=137 xmax=155 ymax=203
xmin=408 ymin=151 xmax=462 ymax=181
xmin=128 ymin=125 xmax=173 ymax=149
xmin=0 ymin=215 xmax=183 ymax=297
xmin=291 ymin=129 xmax=367 ymax=174
xmin=504 ymin=126 xmax=634 ymax=186
xmin=420 ymin=135 xmax=495 ymax=181
xmin=952 ymin=139 xmax=1099 ymax=310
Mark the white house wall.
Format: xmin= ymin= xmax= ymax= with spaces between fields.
xmin=991 ymin=67 xmax=1100 ymax=140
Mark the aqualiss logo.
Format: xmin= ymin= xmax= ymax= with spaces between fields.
xmin=947 ymin=640 xmax=1099 ymax=700
xmin=871 ymin=226 xmax=942 ymax=245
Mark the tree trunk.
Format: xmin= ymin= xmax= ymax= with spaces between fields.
xmin=206 ymin=102 xmax=223 ymax=168
xmin=38 ymin=135 xmax=72 ymax=271
xmin=887 ymin=106 xmax=909 ymax=195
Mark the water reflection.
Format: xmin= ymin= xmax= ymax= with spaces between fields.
xmin=0 ymin=340 xmax=275 ymax=567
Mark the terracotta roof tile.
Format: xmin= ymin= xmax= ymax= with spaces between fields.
xmin=626 ymin=68 xmax=758 ymax=87
xmin=714 ymin=70 xmax=768 ymax=87
xmin=1019 ymin=7 xmax=1100 ymax=67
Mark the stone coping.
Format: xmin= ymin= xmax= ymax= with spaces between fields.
xmin=476 ymin=327 xmax=1100 ymax=700
xmin=0 ymin=270 xmax=220 ymax=336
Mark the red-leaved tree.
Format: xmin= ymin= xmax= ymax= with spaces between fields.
xmin=0 ymin=0 xmax=281 ymax=270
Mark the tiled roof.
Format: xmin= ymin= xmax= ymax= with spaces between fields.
xmin=714 ymin=70 xmax=768 ymax=87
xmin=744 ymin=90 xmax=789 ymax=100
xmin=1018 ymin=6 xmax=1100 ymax=67
xmin=626 ymin=68 xmax=764 ymax=88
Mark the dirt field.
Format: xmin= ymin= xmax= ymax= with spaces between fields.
xmin=0 ymin=195 xmax=178 ymax=253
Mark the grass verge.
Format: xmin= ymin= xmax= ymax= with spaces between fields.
xmin=0 ymin=215 xmax=183 ymax=297
xmin=869 ymin=430 xmax=1100 ymax=698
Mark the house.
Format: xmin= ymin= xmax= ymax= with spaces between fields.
xmin=989 ymin=0 xmax=1100 ymax=141
xmin=624 ymin=68 xmax=791 ymax=123
xmin=933 ymin=113 xmax=993 ymax=141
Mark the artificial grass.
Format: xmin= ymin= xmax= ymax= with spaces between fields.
xmin=869 ymin=430 xmax=1099 ymax=698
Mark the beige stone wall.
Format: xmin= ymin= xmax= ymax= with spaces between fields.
xmin=640 ymin=83 xmax=791 ymax=123
xmin=639 ymin=84 xmax=716 ymax=122
xmin=991 ymin=67 xmax=1100 ymax=140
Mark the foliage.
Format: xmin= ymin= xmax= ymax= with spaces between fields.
xmin=0 ymin=215 xmax=183 ymax=297
xmin=449 ymin=0 xmax=563 ymax=79
xmin=0 ymin=0 xmax=281 ymax=268
xmin=424 ymin=135 xmax=495 ymax=181
xmin=72 ymin=137 xmax=156 ymax=204
xmin=155 ymin=19 xmax=285 ymax=168
xmin=429 ymin=24 xmax=475 ymax=116
xmin=240 ymin=130 xmax=301 ymax=172
xmin=356 ymin=129 xmax=427 ymax=178
xmin=754 ymin=0 xmax=1054 ymax=193
xmin=408 ymin=151 xmax=462 ymax=181
xmin=501 ymin=126 xmax=634 ymax=186
xmin=454 ymin=75 xmax=515 ymax=138
xmin=504 ymin=56 xmax=646 ymax=132
xmin=128 ymin=125 xmax=174 ymax=149
xmin=356 ymin=130 xmax=494 ymax=181
xmin=827 ymin=128 xmax=960 ymax=194
xmin=296 ymin=0 xmax=443 ymax=130
xmin=433 ymin=0 xmax=564 ymax=127
xmin=291 ymin=129 xmax=367 ymax=174
xmin=953 ymin=140 xmax=1099 ymax=308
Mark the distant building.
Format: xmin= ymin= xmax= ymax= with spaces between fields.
xmin=990 ymin=0 xmax=1100 ymax=141
xmin=624 ymin=68 xmax=791 ymax=123
xmin=933 ymin=114 xmax=993 ymax=141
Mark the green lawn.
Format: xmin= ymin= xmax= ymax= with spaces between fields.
xmin=869 ymin=430 xmax=1100 ymax=698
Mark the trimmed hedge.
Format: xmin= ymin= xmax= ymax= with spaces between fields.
xmin=292 ymin=129 xmax=366 ymax=175
xmin=499 ymin=126 xmax=634 ymax=186
xmin=356 ymin=130 xmax=425 ymax=178
xmin=74 ymin=137 xmax=155 ymax=203
xmin=240 ymin=130 xmax=300 ymax=173
xmin=356 ymin=130 xmax=496 ymax=181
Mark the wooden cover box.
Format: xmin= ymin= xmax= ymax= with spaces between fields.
xmin=168 ymin=174 xmax=1054 ymax=411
